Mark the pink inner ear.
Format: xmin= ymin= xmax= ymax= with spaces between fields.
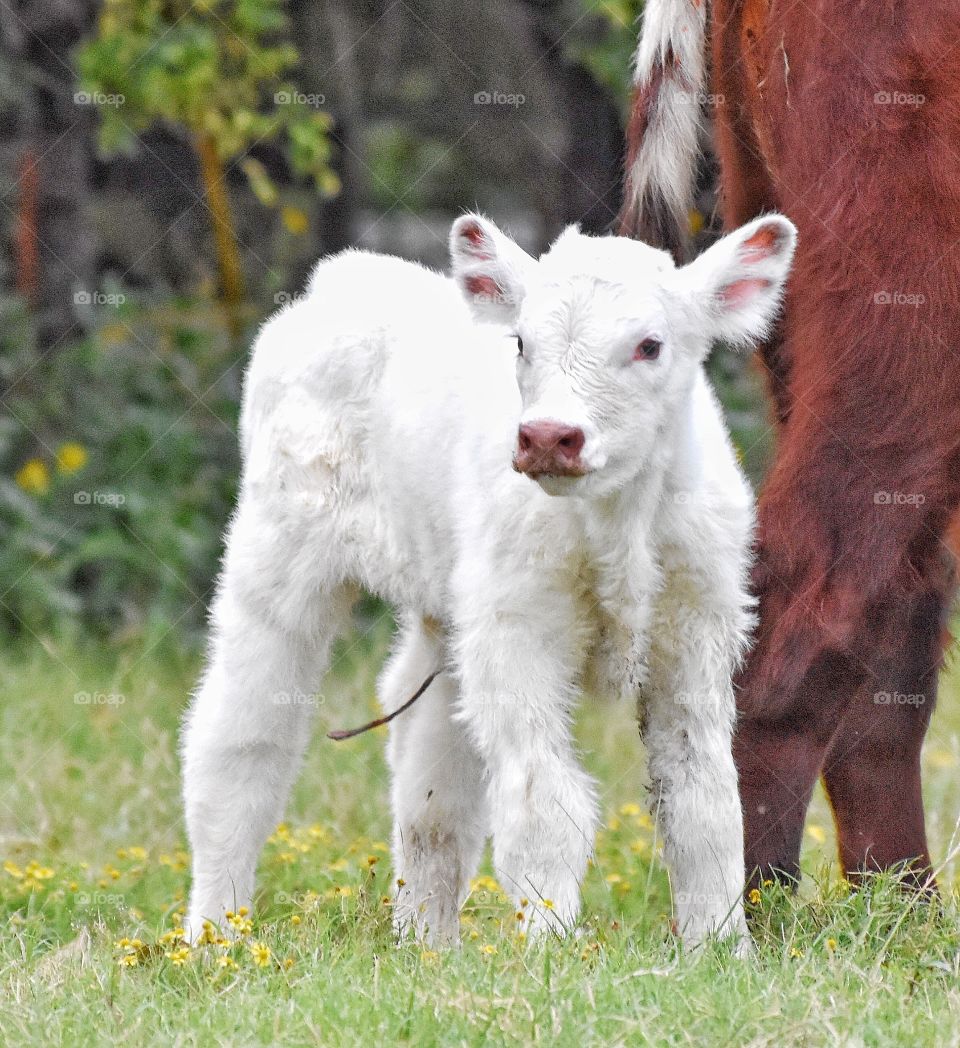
xmin=458 ymin=221 xmax=492 ymax=259
xmin=464 ymin=274 xmax=502 ymax=300
xmin=741 ymin=224 xmax=782 ymax=264
xmin=720 ymin=277 xmax=771 ymax=309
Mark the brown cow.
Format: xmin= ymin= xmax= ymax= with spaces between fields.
xmin=619 ymin=0 xmax=960 ymax=890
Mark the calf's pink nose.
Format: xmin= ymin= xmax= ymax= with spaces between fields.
xmin=517 ymin=421 xmax=585 ymax=462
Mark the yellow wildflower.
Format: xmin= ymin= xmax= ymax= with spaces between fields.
xmin=165 ymin=947 xmax=191 ymax=966
xmin=481 ymin=945 xmax=497 ymax=956
xmin=826 ymin=938 xmax=837 ymax=951
xmin=196 ymin=921 xmax=218 ymax=946
xmin=281 ymin=206 xmax=309 ymax=236
xmin=56 ymin=443 xmax=87 ymax=474
xmin=15 ymin=458 xmax=50 ymax=495
xmin=250 ymin=942 xmax=271 ymax=967
xmin=98 ymin=323 xmax=127 ymax=346
xmin=748 ymin=888 xmax=762 ymax=905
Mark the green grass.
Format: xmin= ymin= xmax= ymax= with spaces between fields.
xmin=1 ymin=622 xmax=959 ymax=1046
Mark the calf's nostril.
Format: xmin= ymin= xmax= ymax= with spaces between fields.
xmin=558 ymin=428 xmax=585 ymax=457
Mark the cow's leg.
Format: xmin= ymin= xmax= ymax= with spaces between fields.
xmin=385 ymin=622 xmax=488 ymax=945
xmin=643 ymin=507 xmax=752 ymax=951
xmin=735 ymin=649 xmax=866 ymax=888
xmin=736 ymin=427 xmax=958 ymax=889
xmin=454 ymin=581 xmax=596 ymax=936
xmin=182 ymin=503 xmax=353 ymax=940
xmin=821 ymin=557 xmax=954 ymax=886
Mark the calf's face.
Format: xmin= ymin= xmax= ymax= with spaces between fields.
xmin=450 ymin=214 xmax=796 ymax=497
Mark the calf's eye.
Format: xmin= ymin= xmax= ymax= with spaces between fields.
xmin=634 ymin=338 xmax=661 ymax=362
xmin=515 ymin=335 xmax=524 ymax=357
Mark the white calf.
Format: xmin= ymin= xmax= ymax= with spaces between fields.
xmin=182 ymin=212 xmax=796 ymax=950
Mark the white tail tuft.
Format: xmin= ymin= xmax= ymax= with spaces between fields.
xmin=618 ymin=0 xmax=709 ymax=260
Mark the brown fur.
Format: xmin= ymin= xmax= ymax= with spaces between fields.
xmin=621 ymin=0 xmax=960 ymax=888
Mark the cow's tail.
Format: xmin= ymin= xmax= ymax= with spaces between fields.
xmin=617 ymin=0 xmax=709 ymax=260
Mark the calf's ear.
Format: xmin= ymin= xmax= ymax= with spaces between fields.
xmin=679 ymin=214 xmax=797 ymax=347
xmin=450 ymin=213 xmax=535 ymax=324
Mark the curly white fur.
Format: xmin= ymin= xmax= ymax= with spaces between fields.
xmin=181 ymin=212 xmax=796 ymax=951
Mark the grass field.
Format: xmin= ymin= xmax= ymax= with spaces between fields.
xmin=1 ymin=619 xmax=959 ymax=1046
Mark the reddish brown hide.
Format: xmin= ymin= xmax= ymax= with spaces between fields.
xmin=621 ymin=1 xmax=960 ymax=889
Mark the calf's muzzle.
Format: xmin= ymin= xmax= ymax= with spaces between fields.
xmin=514 ymin=420 xmax=587 ymax=478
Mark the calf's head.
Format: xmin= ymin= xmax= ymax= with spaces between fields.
xmin=450 ymin=213 xmax=796 ymax=497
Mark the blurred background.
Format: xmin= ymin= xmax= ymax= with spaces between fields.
xmin=0 ymin=0 xmax=772 ymax=649
xmin=1 ymin=5 xmax=959 ymax=963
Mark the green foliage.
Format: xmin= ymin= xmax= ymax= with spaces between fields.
xmin=0 ymin=639 xmax=958 ymax=1045
xmin=366 ymin=126 xmax=457 ymax=213
xmin=0 ymin=300 xmax=242 ymax=642
xmin=571 ymin=0 xmax=645 ymax=114
xmin=77 ymin=0 xmax=338 ymax=195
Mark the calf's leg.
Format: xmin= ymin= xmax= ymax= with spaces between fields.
xmin=644 ymin=542 xmax=752 ymax=951
xmin=453 ymin=582 xmax=596 ymax=936
xmin=385 ymin=622 xmax=488 ymax=945
xmin=182 ymin=503 xmax=353 ymax=940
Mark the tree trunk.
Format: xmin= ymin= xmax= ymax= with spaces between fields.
xmin=194 ymin=132 xmax=245 ymax=327
xmin=0 ymin=0 xmax=98 ymax=351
